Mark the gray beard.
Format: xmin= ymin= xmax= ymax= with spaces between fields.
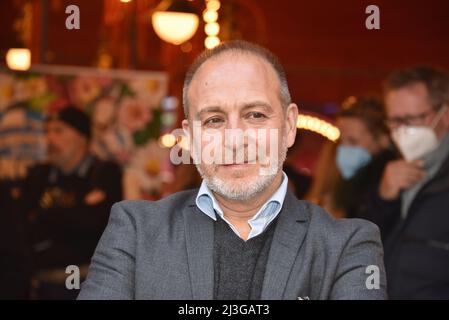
xmin=195 ymin=140 xmax=287 ymax=201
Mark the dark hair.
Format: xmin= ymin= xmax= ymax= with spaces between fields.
xmin=383 ymin=66 xmax=449 ymax=110
xmin=46 ymin=106 xmax=91 ymax=139
xmin=182 ymin=40 xmax=291 ymax=117
xmin=337 ymin=97 xmax=388 ymax=137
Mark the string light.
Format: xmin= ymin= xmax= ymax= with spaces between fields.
xmin=206 ymin=0 xmax=220 ymax=11
xmin=204 ymin=22 xmax=220 ymax=36
xmin=203 ymin=0 xmax=221 ymax=49
xmin=202 ymin=10 xmax=218 ymax=23
xmin=296 ymin=114 xmax=340 ymax=142
xmin=204 ymin=36 xmax=220 ymax=49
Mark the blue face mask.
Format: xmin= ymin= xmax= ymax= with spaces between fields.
xmin=336 ymin=145 xmax=372 ymax=179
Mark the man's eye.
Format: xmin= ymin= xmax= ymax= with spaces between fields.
xmin=204 ymin=117 xmax=223 ymax=125
xmin=247 ymin=112 xmax=266 ymax=119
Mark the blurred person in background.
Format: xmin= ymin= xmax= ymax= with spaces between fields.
xmin=283 ymin=131 xmax=312 ymax=199
xmin=0 ymin=101 xmax=39 ymax=299
xmin=333 ymin=97 xmax=396 ymax=241
xmin=21 ymin=106 xmax=122 ymax=299
xmin=367 ymin=66 xmax=449 ymax=299
xmin=304 ymin=140 xmax=341 ymax=217
xmin=0 ymin=180 xmax=31 ymax=299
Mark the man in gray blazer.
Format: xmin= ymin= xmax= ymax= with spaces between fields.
xmin=78 ymin=40 xmax=387 ymax=300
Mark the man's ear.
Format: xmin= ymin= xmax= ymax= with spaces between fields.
xmin=181 ymin=119 xmax=191 ymax=151
xmin=182 ymin=119 xmax=190 ymax=135
xmin=285 ymin=103 xmax=299 ymax=148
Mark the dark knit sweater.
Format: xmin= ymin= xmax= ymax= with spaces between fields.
xmin=213 ymin=215 xmax=278 ymax=300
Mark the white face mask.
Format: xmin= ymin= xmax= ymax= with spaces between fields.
xmin=392 ymin=106 xmax=447 ymax=161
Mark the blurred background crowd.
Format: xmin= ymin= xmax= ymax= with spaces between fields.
xmin=0 ymin=0 xmax=449 ymax=300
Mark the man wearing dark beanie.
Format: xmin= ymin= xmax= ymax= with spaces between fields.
xmin=19 ymin=106 xmax=123 ymax=300
xmin=45 ymin=107 xmax=92 ymax=173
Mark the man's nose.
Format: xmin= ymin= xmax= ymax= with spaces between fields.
xmin=222 ymin=130 xmax=249 ymax=165
xmin=225 ymin=114 xmax=245 ymax=131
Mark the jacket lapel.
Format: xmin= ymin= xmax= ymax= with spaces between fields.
xmin=261 ymin=192 xmax=310 ymax=299
xmin=183 ymin=201 xmax=215 ymax=300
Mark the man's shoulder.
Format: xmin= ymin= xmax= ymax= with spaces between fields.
xmin=296 ymin=199 xmax=381 ymax=244
xmin=90 ymin=157 xmax=122 ymax=175
xmin=25 ymin=162 xmax=52 ymax=183
xmin=110 ymin=188 xmax=199 ymax=222
xmin=91 ymin=156 xmax=119 ymax=168
xmin=27 ymin=162 xmax=52 ymax=175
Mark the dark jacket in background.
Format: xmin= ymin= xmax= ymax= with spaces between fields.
xmin=365 ymin=152 xmax=449 ymax=299
xmin=0 ymin=181 xmax=31 ymax=299
xmin=283 ymin=165 xmax=312 ymax=199
xmin=22 ymin=156 xmax=122 ymax=271
xmin=334 ymin=148 xmax=398 ymax=242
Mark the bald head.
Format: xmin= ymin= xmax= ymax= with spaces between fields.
xmin=183 ymin=40 xmax=291 ymax=118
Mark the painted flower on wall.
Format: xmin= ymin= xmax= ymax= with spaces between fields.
xmin=13 ymin=77 xmax=48 ymax=102
xmin=124 ymin=140 xmax=169 ymax=199
xmin=117 ymin=97 xmax=152 ymax=132
xmin=0 ymin=67 xmax=169 ymax=199
xmin=69 ymin=76 xmax=102 ymax=107
xmin=128 ymin=78 xmax=165 ymax=109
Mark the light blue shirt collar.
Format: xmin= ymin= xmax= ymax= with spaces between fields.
xmin=195 ymin=172 xmax=289 ymax=240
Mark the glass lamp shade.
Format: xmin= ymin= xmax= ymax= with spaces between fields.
xmin=152 ymin=11 xmax=199 ymax=45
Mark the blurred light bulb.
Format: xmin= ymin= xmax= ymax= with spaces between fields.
xmin=6 ymin=48 xmax=31 ymax=71
xmin=152 ymin=10 xmax=199 ymax=45
xmin=204 ymin=22 xmax=220 ymax=36
xmin=159 ymin=133 xmax=177 ymax=148
xmin=206 ymin=0 xmax=221 ymax=11
xmin=203 ymin=10 xmax=218 ymax=23
xmin=205 ymin=36 xmax=220 ymax=49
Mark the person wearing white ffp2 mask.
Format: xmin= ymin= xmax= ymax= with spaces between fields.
xmin=372 ymin=66 xmax=449 ymax=300
xmin=391 ymin=105 xmax=448 ymax=161
xmin=380 ymin=80 xmax=449 ymax=202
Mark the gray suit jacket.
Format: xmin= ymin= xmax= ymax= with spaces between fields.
xmin=78 ymin=189 xmax=387 ymax=300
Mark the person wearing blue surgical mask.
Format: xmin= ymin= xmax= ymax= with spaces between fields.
xmin=333 ymin=97 xmax=395 ymax=228
xmin=336 ymin=145 xmax=372 ymax=180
